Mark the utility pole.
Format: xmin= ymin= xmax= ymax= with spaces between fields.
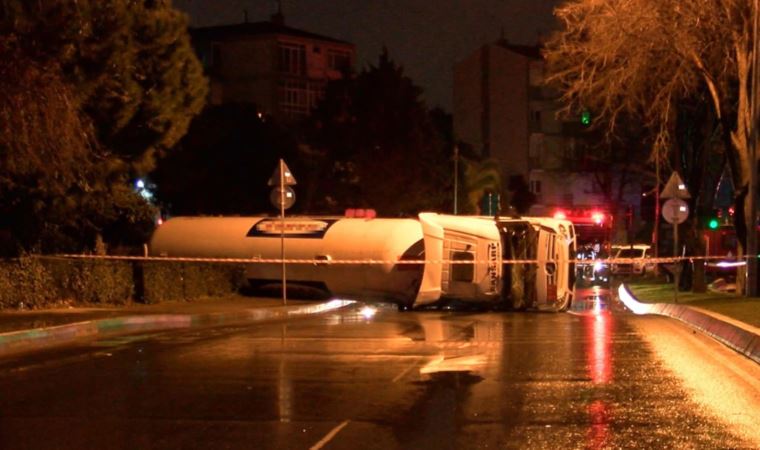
xmin=453 ymin=145 xmax=459 ymax=215
xmin=748 ymin=0 xmax=759 ymax=296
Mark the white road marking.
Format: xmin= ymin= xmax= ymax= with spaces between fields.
xmin=392 ymin=357 xmax=422 ymax=382
xmin=310 ymin=420 xmax=350 ymax=450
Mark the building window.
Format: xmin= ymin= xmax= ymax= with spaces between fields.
xmin=279 ymin=43 xmax=306 ymax=75
xmin=532 ymin=110 xmax=542 ymax=127
xmin=279 ymin=80 xmax=325 ymax=117
xmin=588 ymin=180 xmax=603 ymax=194
xmin=530 ymin=180 xmax=542 ymax=194
xmin=307 ymin=80 xmax=325 ymax=110
xmin=279 ymin=79 xmax=309 ymax=116
xmin=529 ymin=133 xmax=544 ymax=166
xmin=328 ymin=49 xmax=351 ymax=72
xmin=313 ymin=46 xmax=321 ymax=54
xmin=564 ymin=139 xmax=577 ymax=160
xmin=211 ymin=43 xmax=221 ymax=70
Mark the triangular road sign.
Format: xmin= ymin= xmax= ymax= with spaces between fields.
xmin=268 ymin=159 xmax=297 ymax=186
xmin=660 ymin=171 xmax=690 ymax=199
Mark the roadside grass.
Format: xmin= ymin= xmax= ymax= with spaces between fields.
xmin=625 ymin=277 xmax=760 ymax=329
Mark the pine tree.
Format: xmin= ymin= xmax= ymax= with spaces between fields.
xmin=0 ymin=0 xmax=206 ymax=253
xmin=308 ymin=50 xmax=451 ymax=215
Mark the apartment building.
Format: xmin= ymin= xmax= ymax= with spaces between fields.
xmin=190 ymin=11 xmax=355 ymax=121
xmin=453 ymin=38 xmax=642 ymax=242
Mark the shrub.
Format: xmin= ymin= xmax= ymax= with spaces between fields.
xmin=0 ymin=256 xmax=56 ymax=309
xmin=45 ymin=258 xmax=133 ymax=305
xmin=0 ymin=257 xmax=247 ymax=309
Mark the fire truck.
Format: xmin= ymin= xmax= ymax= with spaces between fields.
xmin=550 ymin=208 xmax=613 ymax=249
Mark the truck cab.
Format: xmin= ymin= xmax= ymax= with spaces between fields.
xmin=417 ymin=213 xmax=576 ymax=311
xmin=499 ymin=217 xmax=576 ymax=311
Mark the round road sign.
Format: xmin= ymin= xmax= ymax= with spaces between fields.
xmin=270 ymin=186 xmax=296 ymax=210
xmin=662 ymin=198 xmax=689 ymax=224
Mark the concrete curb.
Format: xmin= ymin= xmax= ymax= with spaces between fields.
xmin=0 ymin=299 xmax=354 ymax=358
xmin=618 ymin=284 xmax=760 ymax=365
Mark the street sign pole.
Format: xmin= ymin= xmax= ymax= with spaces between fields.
xmin=673 ymin=220 xmax=678 ymax=304
xmin=269 ymin=159 xmax=297 ymax=306
xmin=280 ymin=159 xmax=287 ymax=305
xmin=662 ymin=191 xmax=690 ymax=304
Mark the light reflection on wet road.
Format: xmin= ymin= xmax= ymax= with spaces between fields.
xmin=0 ymin=288 xmax=758 ymax=449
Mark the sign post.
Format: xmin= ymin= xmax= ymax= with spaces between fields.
xmin=269 ymin=159 xmax=297 ymax=305
xmin=453 ymin=145 xmax=459 ymax=215
xmin=661 ymin=172 xmax=690 ymax=303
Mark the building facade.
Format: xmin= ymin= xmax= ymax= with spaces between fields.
xmin=453 ymin=38 xmax=643 ymax=243
xmin=190 ymin=12 xmax=355 ymax=121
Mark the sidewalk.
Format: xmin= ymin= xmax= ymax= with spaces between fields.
xmin=619 ymin=283 xmax=760 ymax=365
xmin=0 ymin=295 xmax=353 ymax=358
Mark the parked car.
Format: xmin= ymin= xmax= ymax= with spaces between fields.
xmin=610 ymin=244 xmax=654 ymax=275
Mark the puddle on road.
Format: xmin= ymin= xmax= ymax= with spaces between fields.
xmin=571 ymin=288 xmax=613 ymax=315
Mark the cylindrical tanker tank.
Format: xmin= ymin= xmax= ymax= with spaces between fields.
xmin=149 ymin=216 xmax=425 ymax=304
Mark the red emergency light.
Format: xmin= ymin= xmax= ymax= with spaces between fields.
xmin=553 ymin=208 xmax=611 ymax=227
xmin=345 ymin=208 xmax=377 ymax=219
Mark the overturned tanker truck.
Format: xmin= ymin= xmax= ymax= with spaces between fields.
xmin=149 ymin=213 xmax=576 ymax=311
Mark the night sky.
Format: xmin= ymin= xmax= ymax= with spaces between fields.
xmin=173 ymin=0 xmax=564 ymax=111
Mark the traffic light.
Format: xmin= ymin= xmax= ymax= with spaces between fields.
xmin=580 ymin=109 xmax=591 ymax=126
xmin=708 ymin=218 xmax=719 ymax=230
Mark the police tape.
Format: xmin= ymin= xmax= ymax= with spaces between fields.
xmin=42 ymin=253 xmax=752 ymax=266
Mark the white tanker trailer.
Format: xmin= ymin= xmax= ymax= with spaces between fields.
xmin=149 ymin=213 xmax=576 ymax=311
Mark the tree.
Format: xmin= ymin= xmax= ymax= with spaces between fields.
xmin=544 ymin=0 xmax=756 ymax=290
xmin=307 ymin=50 xmax=452 ymax=216
xmin=0 ymin=37 xmax=94 ymax=253
xmin=0 ymin=0 xmax=203 ymax=253
xmin=152 ymin=103 xmax=301 ymax=215
xmin=0 ymin=0 xmax=208 ymax=174
xmin=568 ymin=118 xmax=655 ymax=240
xmin=507 ymin=175 xmax=536 ymax=215
xmin=92 ymin=0 xmax=208 ymax=173
xmin=461 ymin=158 xmax=502 ymax=215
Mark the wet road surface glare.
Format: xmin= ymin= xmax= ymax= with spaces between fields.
xmin=0 ymin=289 xmax=758 ymax=449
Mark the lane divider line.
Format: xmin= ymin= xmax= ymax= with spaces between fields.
xmin=392 ymin=356 xmax=423 ymax=383
xmin=310 ymin=420 xmax=350 ymax=450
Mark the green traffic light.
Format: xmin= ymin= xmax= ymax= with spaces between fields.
xmin=708 ymin=218 xmax=719 ymax=229
xmin=580 ymin=110 xmax=591 ymax=126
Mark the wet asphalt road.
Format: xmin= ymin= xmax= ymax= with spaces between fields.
xmin=0 ymin=289 xmax=759 ymax=449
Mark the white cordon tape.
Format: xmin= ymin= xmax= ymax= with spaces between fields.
xmin=40 ymin=254 xmax=754 ymax=266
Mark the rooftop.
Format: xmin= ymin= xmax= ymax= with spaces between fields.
xmin=190 ymin=20 xmax=351 ymax=46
